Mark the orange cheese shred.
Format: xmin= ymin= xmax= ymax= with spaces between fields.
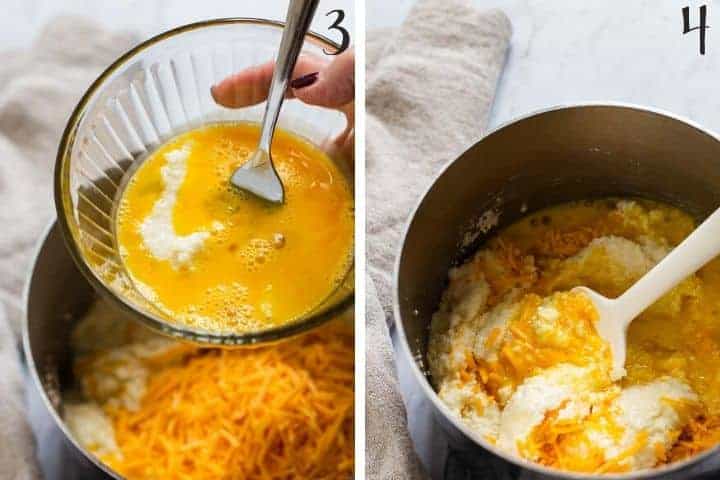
xmin=102 ymin=322 xmax=354 ymax=480
xmin=667 ymin=414 xmax=720 ymax=463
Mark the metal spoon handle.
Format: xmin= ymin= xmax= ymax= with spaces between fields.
xmin=257 ymin=0 xmax=320 ymax=152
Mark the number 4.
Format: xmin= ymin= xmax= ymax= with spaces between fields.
xmin=682 ymin=5 xmax=710 ymax=55
xmin=325 ymin=9 xmax=350 ymax=55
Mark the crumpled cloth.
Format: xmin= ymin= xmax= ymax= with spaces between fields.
xmin=0 ymin=16 xmax=137 ymax=479
xmin=365 ymin=1 xmax=511 ymax=478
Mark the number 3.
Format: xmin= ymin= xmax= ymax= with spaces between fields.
xmin=325 ymin=9 xmax=350 ymax=55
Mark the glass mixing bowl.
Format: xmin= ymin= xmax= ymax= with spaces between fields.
xmin=55 ymin=18 xmax=354 ymax=346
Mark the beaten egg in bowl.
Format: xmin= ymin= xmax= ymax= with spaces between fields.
xmin=114 ymin=122 xmax=354 ymax=334
xmin=428 ymin=198 xmax=720 ymax=474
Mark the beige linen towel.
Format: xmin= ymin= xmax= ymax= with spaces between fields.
xmin=365 ymin=1 xmax=511 ymax=478
xmin=0 ymin=17 xmax=137 ymax=478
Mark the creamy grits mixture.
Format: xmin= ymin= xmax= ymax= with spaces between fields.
xmin=428 ymin=199 xmax=720 ymax=473
xmin=115 ymin=122 xmax=354 ymax=333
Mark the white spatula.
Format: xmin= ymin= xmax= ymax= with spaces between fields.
xmin=575 ymin=206 xmax=720 ymax=381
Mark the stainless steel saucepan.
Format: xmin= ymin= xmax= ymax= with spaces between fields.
xmin=394 ymin=104 xmax=720 ymax=479
xmin=24 ymin=223 xmax=120 ymax=479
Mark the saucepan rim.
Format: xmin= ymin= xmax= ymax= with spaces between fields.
xmin=392 ymin=102 xmax=720 ymax=479
xmin=22 ymin=219 xmax=123 ymax=479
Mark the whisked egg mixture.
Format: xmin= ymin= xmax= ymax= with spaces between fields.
xmin=429 ymin=199 xmax=720 ymax=473
xmin=115 ymin=122 xmax=354 ymax=333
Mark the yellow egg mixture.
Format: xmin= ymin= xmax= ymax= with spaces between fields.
xmin=428 ymin=199 xmax=720 ymax=473
xmin=116 ymin=123 xmax=353 ymax=333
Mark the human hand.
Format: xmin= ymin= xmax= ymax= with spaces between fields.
xmin=211 ymin=48 xmax=354 ymax=159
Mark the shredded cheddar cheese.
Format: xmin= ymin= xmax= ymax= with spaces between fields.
xmin=94 ymin=322 xmax=354 ymax=480
xmin=668 ymin=415 xmax=720 ymax=462
xmin=429 ymin=198 xmax=720 ymax=473
xmin=462 ymin=290 xmax=609 ymax=404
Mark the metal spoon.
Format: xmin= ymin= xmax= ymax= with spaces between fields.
xmin=575 ymin=206 xmax=720 ymax=381
xmin=230 ymin=0 xmax=320 ymax=203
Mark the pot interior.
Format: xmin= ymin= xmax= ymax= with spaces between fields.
xmin=25 ymin=223 xmax=123 ymax=479
xmin=396 ymin=105 xmax=720 ymax=474
xmin=398 ymin=105 xmax=720 ymax=374
xmin=26 ymin=225 xmax=93 ymax=410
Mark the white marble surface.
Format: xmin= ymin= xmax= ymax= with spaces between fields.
xmin=369 ymin=0 xmax=720 ymax=132
xmin=370 ymin=0 xmax=720 ymax=478
xmin=0 ymin=0 xmax=354 ymax=51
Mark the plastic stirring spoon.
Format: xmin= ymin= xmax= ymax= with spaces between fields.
xmin=230 ymin=0 xmax=320 ymax=203
xmin=575 ymin=206 xmax=720 ymax=381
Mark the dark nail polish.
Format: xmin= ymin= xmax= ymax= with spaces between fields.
xmin=290 ymin=72 xmax=319 ymax=89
